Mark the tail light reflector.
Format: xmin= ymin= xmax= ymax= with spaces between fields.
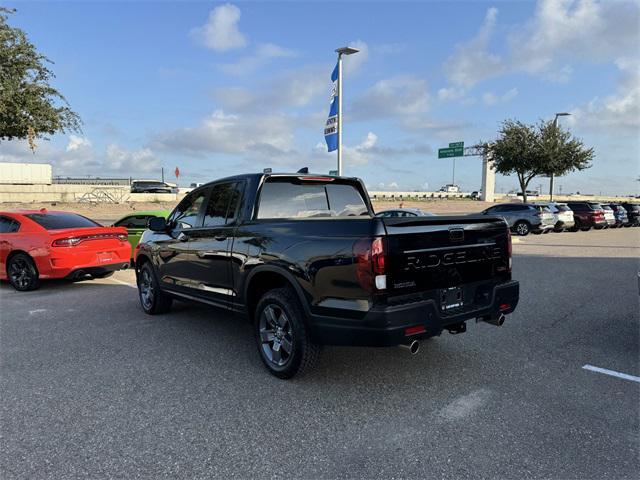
xmin=52 ymin=233 xmax=128 ymax=247
xmin=507 ymin=230 xmax=512 ymax=272
xmin=405 ymin=325 xmax=426 ymax=336
xmin=354 ymin=237 xmax=387 ymax=293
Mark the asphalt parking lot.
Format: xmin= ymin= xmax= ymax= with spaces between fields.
xmin=1 ymin=228 xmax=638 ymax=479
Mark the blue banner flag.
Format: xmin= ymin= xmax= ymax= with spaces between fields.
xmin=324 ymin=63 xmax=339 ymax=152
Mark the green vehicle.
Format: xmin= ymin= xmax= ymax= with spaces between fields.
xmin=112 ymin=210 xmax=170 ymax=259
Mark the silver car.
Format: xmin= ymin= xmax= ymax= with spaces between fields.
xmin=601 ymin=205 xmax=616 ymax=228
xmin=375 ymin=208 xmax=436 ymax=218
xmin=533 ymin=202 xmax=575 ymax=232
xmin=481 ymin=203 xmax=555 ymax=236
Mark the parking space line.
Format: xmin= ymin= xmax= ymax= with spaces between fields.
xmin=109 ymin=278 xmax=137 ymax=289
xmin=582 ymin=364 xmax=640 ymax=383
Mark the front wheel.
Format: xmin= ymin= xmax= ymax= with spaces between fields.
xmin=254 ymin=287 xmax=321 ymax=379
xmin=7 ymin=253 xmax=40 ymax=291
xmin=137 ymin=262 xmax=172 ymax=314
xmin=514 ymin=221 xmax=530 ymax=236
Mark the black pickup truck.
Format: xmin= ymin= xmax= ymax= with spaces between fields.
xmin=134 ymin=172 xmax=519 ymax=378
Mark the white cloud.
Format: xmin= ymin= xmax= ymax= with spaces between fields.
xmin=214 ymin=66 xmax=328 ymax=112
xmin=482 ymin=87 xmax=518 ymax=106
xmin=153 ymin=109 xmax=294 ymax=156
xmin=352 ymin=75 xmax=429 ymax=120
xmin=66 ymin=135 xmax=92 ymax=152
xmin=443 ymin=7 xmax=504 ymax=88
xmin=342 ymin=132 xmax=378 ymax=166
xmin=105 ymin=145 xmax=159 ymax=172
xmin=1 ymin=138 xmax=160 ymax=176
xmin=511 ymin=0 xmax=639 ymax=76
xmin=343 ymin=40 xmax=369 ymax=75
xmin=571 ymin=57 xmax=640 ymax=134
xmin=219 ymin=43 xmax=295 ymax=75
xmin=191 ymin=3 xmax=247 ymax=51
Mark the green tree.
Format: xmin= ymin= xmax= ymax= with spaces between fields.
xmin=0 ymin=8 xmax=81 ymax=151
xmin=489 ymin=119 xmax=594 ymax=203
xmin=537 ymin=120 xmax=593 ymax=192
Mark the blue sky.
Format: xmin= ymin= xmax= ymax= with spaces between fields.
xmin=2 ymin=0 xmax=639 ymax=195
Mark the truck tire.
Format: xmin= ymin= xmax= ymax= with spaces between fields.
xmin=514 ymin=221 xmax=530 ymax=236
xmin=137 ymin=262 xmax=172 ymax=314
xmin=254 ymin=286 xmax=321 ymax=379
xmin=7 ymin=253 xmax=40 ymax=291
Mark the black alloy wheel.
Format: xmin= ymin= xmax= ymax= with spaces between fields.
xmin=7 ymin=253 xmax=40 ymax=291
xmin=137 ymin=263 xmax=172 ymax=314
xmin=259 ymin=304 xmax=294 ymax=368
xmin=254 ymin=287 xmax=320 ymax=379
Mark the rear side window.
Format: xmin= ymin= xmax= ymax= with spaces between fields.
xmin=0 ymin=216 xmax=20 ymax=233
xmin=588 ymin=203 xmax=603 ymax=210
xmin=203 ymin=182 xmax=242 ymax=227
xmin=25 ymin=213 xmax=100 ymax=230
xmin=257 ymin=180 xmax=369 ymax=219
xmin=568 ymin=203 xmax=586 ymax=211
xmin=556 ymin=205 xmax=571 ymax=212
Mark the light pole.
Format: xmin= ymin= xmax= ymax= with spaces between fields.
xmin=549 ymin=112 xmax=571 ymax=201
xmin=335 ymin=46 xmax=359 ymax=176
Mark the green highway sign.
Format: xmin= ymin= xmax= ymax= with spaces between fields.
xmin=329 ymin=170 xmax=338 ymax=176
xmin=449 ymin=141 xmax=464 ymax=148
xmin=438 ymin=146 xmax=464 ymax=158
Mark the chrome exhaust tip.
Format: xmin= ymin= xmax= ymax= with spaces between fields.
xmin=481 ymin=313 xmax=506 ymax=327
xmin=399 ymin=340 xmax=420 ymax=355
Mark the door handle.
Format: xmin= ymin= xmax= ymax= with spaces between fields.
xmin=214 ymin=235 xmax=227 ymax=241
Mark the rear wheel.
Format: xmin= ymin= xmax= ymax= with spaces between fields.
xmin=514 ymin=221 xmax=530 ymax=236
xmin=7 ymin=253 xmax=40 ymax=291
xmin=137 ymin=262 xmax=172 ymax=314
xmin=254 ymin=287 xmax=320 ymax=379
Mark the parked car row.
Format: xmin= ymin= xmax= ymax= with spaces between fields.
xmin=479 ymin=201 xmax=638 ymax=236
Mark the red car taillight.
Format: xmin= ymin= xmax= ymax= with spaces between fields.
xmin=52 ymin=237 xmax=82 ymax=247
xmin=52 ymin=233 xmax=128 ymax=247
xmin=353 ymin=237 xmax=387 ymax=293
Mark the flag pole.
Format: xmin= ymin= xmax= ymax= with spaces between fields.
xmin=334 ymin=46 xmax=359 ymax=176
xmin=337 ymin=52 xmax=343 ymax=176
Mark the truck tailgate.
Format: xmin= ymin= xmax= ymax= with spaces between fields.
xmin=382 ymin=215 xmax=511 ymax=294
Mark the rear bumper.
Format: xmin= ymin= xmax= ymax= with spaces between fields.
xmin=309 ymin=280 xmax=520 ymax=347
xmin=63 ymin=262 xmax=130 ymax=280
xmin=38 ymin=245 xmax=131 ymax=279
xmin=555 ymin=220 xmax=575 ymax=229
xmin=533 ymin=224 xmax=555 ymax=232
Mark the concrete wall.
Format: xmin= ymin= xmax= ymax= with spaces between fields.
xmin=0 ymin=184 xmax=184 ymax=203
xmin=0 ymin=184 xmax=636 ymax=204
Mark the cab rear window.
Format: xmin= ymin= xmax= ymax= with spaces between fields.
xmin=25 ymin=213 xmax=101 ymax=230
xmin=257 ymin=180 xmax=369 ymax=219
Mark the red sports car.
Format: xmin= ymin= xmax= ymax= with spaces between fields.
xmin=0 ymin=209 xmax=132 ymax=291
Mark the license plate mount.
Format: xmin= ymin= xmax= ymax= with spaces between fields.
xmin=440 ymin=286 xmax=463 ymax=311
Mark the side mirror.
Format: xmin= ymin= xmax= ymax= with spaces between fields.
xmin=148 ymin=217 xmax=167 ymax=232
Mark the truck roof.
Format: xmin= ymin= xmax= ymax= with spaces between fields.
xmin=192 ymin=172 xmax=361 ymax=189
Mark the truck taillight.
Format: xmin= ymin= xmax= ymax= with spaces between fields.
xmin=507 ymin=230 xmax=512 ymax=272
xmin=354 ymin=237 xmax=387 ymax=292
